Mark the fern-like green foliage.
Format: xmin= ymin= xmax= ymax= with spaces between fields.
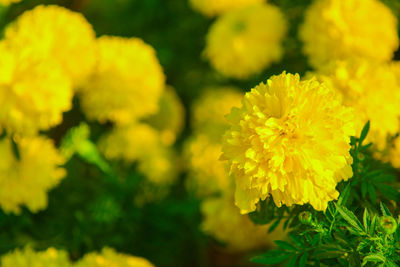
xmin=250 ymin=122 xmax=400 ymax=267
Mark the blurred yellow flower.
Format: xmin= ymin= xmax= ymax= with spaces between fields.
xmin=75 ymin=248 xmax=154 ymax=267
xmin=98 ymin=123 xmax=178 ymax=185
xmin=1 ymin=247 xmax=70 ymax=267
xmin=145 ymin=86 xmax=185 ymax=145
xmin=300 ymin=0 xmax=398 ymax=68
xmin=0 ymin=136 xmax=66 ymax=214
xmin=192 ymin=87 xmax=243 ymax=141
xmin=222 ymin=72 xmax=355 ymax=213
xmin=80 ymin=36 xmax=165 ymax=124
xmin=5 ymin=5 xmax=96 ymax=87
xmin=189 ymin=0 xmax=264 ymax=17
xmin=98 ymin=123 xmax=160 ymax=163
xmin=184 ymin=134 xmax=230 ymax=196
xmin=316 ymin=59 xmax=400 ymax=151
xmin=0 ymin=42 xmax=73 ymax=135
xmin=201 ymin=194 xmax=282 ymax=251
xmin=0 ymin=0 xmax=20 ymax=5
xmin=204 ymin=3 xmax=287 ymax=79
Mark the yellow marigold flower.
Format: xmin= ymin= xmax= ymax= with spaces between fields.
xmin=192 ymin=87 xmax=243 ymax=141
xmin=80 ymin=36 xmax=165 ymax=124
xmin=204 ymin=3 xmax=287 ymax=79
xmin=5 ymin=5 xmax=96 ymax=87
xmin=75 ymin=248 xmax=154 ymax=267
xmin=0 ymin=42 xmax=73 ymax=135
xmin=316 ymin=59 xmax=400 ymax=151
xmin=222 ymin=72 xmax=355 ymax=213
xmin=137 ymin=144 xmax=179 ymax=185
xmin=299 ymin=0 xmax=398 ymax=68
xmin=0 ymin=0 xmax=20 ymax=6
xmin=184 ymin=134 xmax=230 ymax=196
xmin=145 ymin=86 xmax=185 ymax=145
xmin=98 ymin=124 xmax=178 ymax=185
xmin=98 ymin=123 xmax=160 ymax=163
xmin=201 ymin=194 xmax=283 ymax=251
xmin=1 ymin=247 xmax=71 ymax=267
xmin=0 ymin=136 xmax=66 ymax=214
xmin=189 ymin=0 xmax=265 ymax=17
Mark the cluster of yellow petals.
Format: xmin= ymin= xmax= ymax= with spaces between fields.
xmin=315 ymin=59 xmax=400 ymax=151
xmin=1 ymin=247 xmax=70 ymax=267
xmin=5 ymin=5 xmax=97 ymax=87
xmin=189 ymin=0 xmax=264 ymax=17
xmin=98 ymin=123 xmax=178 ymax=185
xmin=0 ymin=42 xmax=73 ymax=135
xmin=0 ymin=136 xmax=65 ymax=214
xmin=204 ymin=3 xmax=287 ymax=79
xmin=79 ymin=36 xmax=165 ymax=124
xmin=1 ymin=247 xmax=154 ymax=267
xmin=75 ymin=248 xmax=154 ymax=267
xmin=185 ymin=87 xmax=285 ymax=250
xmin=222 ymin=72 xmax=355 ymax=213
xmin=300 ymin=0 xmax=398 ymax=68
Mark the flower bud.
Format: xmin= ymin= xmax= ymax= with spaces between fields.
xmin=379 ymin=216 xmax=397 ymax=234
xmin=299 ymin=211 xmax=312 ymax=225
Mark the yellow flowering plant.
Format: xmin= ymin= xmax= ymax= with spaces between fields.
xmin=2 ymin=1 xmax=400 ymax=267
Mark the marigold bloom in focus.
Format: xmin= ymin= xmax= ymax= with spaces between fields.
xmin=189 ymin=0 xmax=264 ymax=17
xmin=1 ymin=247 xmax=70 ymax=267
xmin=5 ymin=5 xmax=96 ymax=87
xmin=0 ymin=42 xmax=73 ymax=135
xmin=0 ymin=136 xmax=65 ymax=214
xmin=79 ymin=36 xmax=165 ymax=124
xmin=299 ymin=0 xmax=398 ymax=68
xmin=204 ymin=3 xmax=287 ymax=79
xmin=75 ymin=248 xmax=154 ymax=267
xmin=316 ymin=59 xmax=400 ymax=151
xmin=201 ymin=194 xmax=283 ymax=251
xmin=222 ymin=72 xmax=355 ymax=213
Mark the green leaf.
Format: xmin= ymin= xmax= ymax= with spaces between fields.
xmin=370 ymin=215 xmax=378 ymax=235
xmin=380 ymin=202 xmax=392 ymax=216
xmin=375 ymin=184 xmax=400 ymax=201
xmin=359 ymin=121 xmax=370 ymax=144
xmin=361 ymin=182 xmax=368 ymax=198
xmin=299 ymin=252 xmax=309 ymax=267
xmin=338 ymin=183 xmax=351 ymax=206
xmin=335 ymin=204 xmax=364 ymax=233
xmin=288 ymin=233 xmax=303 ymax=248
xmin=11 ymin=137 xmax=20 ymax=161
xmin=367 ymin=183 xmax=376 ymax=204
xmin=363 ymin=209 xmax=370 ymax=232
xmin=362 ymin=254 xmax=385 ymax=266
xmin=250 ymin=250 xmax=291 ymax=265
xmin=274 ymin=240 xmax=296 ymax=251
xmin=285 ymin=256 xmax=298 ymax=267
xmin=268 ymin=218 xmax=281 ymax=233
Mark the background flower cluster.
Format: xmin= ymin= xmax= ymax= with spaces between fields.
xmin=1 ymin=0 xmax=400 ymax=266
